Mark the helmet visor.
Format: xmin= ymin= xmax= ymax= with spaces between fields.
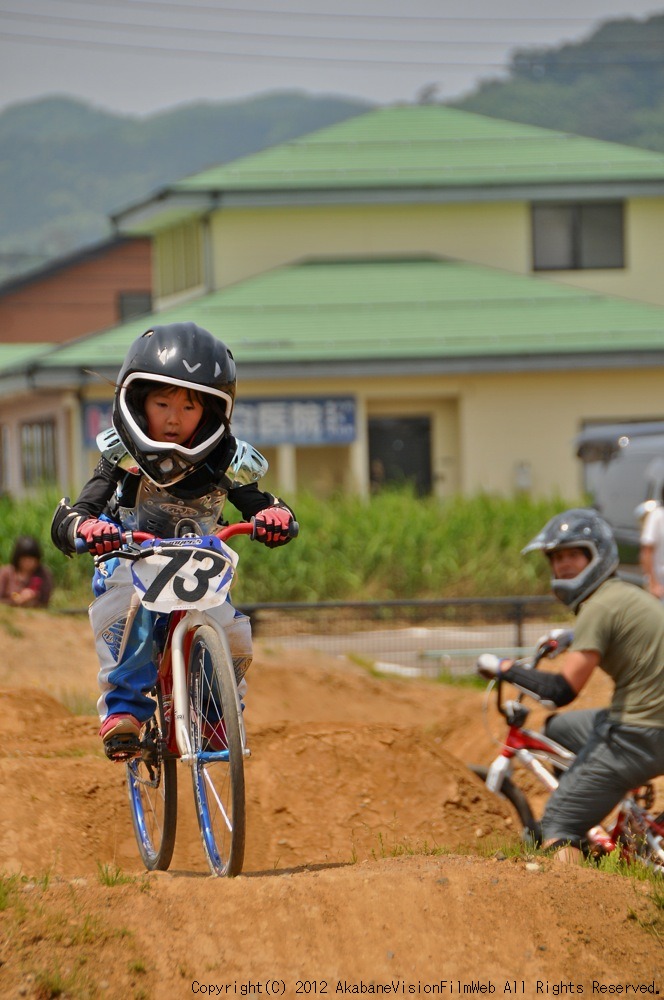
xmin=118 ymin=372 xmax=232 ymax=467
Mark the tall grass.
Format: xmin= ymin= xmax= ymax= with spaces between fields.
xmin=0 ymin=487 xmax=578 ymax=609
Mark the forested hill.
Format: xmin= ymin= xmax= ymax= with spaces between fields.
xmin=0 ymin=91 xmax=373 ymax=280
xmin=452 ymin=12 xmax=664 ymax=153
xmin=2 ymin=11 xmax=663 ymax=283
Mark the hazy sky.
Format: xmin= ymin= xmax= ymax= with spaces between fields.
xmin=0 ymin=0 xmax=662 ymax=118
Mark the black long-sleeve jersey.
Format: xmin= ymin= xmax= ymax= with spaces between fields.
xmin=51 ymin=435 xmax=288 ymax=556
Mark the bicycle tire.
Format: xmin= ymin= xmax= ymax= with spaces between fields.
xmin=468 ymin=765 xmax=542 ymax=846
xmin=188 ymin=624 xmax=246 ymax=877
xmin=126 ymin=686 xmax=177 ymax=871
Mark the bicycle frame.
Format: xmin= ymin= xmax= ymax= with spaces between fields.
xmin=484 ymin=677 xmax=575 ymax=796
xmin=84 ymin=519 xmax=262 ymax=875
xmin=160 ymin=604 xmax=248 ymax=765
xmin=120 ymin=519 xmax=253 ymax=766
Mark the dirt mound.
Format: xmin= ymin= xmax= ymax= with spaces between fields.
xmin=0 ymin=610 xmax=661 ymax=999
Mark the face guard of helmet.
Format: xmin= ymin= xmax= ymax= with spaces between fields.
xmin=521 ymin=508 xmax=619 ymax=611
xmin=113 ymin=323 xmax=236 ymax=486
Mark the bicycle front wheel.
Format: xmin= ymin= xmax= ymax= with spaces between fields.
xmin=188 ymin=624 xmax=246 ymax=877
xmin=468 ymin=765 xmax=542 ymax=846
xmin=126 ymin=687 xmax=177 ymax=871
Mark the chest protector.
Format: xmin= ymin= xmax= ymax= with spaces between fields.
xmin=119 ymin=478 xmax=228 ymax=536
xmin=97 ymin=427 xmax=268 ymax=537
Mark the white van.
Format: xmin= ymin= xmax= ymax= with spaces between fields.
xmin=575 ymin=421 xmax=664 ymax=570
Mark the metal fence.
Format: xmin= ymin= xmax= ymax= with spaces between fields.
xmin=237 ymin=595 xmax=571 ymax=678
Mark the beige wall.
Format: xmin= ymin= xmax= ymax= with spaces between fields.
xmin=210 ymin=203 xmax=528 ymax=288
xmin=460 ymin=367 xmax=664 ymax=498
xmin=209 ymin=198 xmax=664 ymax=306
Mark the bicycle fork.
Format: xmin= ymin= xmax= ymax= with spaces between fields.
xmin=168 ymin=611 xmax=249 ymax=765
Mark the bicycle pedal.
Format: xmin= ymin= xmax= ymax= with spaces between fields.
xmin=103 ymin=733 xmax=142 ymax=762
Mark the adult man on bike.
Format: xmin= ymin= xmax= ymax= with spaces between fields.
xmin=480 ymin=508 xmax=664 ymax=864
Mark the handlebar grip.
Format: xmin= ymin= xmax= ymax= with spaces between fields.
xmin=289 ymin=520 xmax=300 ymax=538
xmin=73 ymin=529 xmax=152 ymax=555
xmin=476 ymin=653 xmax=504 ymax=679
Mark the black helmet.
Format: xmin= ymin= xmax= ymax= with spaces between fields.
xmin=113 ymin=323 xmax=236 ymax=486
xmin=521 ymin=507 xmax=619 ymax=611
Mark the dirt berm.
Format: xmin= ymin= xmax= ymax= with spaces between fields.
xmin=0 ymin=610 xmax=661 ymax=999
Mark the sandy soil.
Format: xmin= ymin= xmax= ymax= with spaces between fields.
xmin=0 ymin=608 xmax=661 ymax=1000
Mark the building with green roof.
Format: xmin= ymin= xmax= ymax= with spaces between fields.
xmin=113 ymin=105 xmax=664 ymax=309
xmin=2 ymin=104 xmax=664 ymax=503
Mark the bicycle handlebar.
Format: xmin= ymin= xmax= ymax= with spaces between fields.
xmin=74 ymin=517 xmax=299 ymax=555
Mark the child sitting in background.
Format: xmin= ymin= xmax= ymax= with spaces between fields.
xmin=0 ymin=535 xmax=53 ymax=608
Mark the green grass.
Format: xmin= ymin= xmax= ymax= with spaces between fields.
xmin=435 ymin=670 xmax=487 ymax=690
xmin=1 ymin=487 xmax=579 ymax=610
xmin=95 ymin=862 xmax=142 ymax=887
xmin=0 ymin=872 xmax=21 ymax=911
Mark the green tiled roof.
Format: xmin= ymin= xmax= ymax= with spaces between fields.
xmin=0 ymin=343 xmax=54 ymax=369
xmin=171 ymin=106 xmax=664 ymax=192
xmin=16 ymin=259 xmax=664 ymax=373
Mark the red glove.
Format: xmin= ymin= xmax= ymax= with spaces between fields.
xmin=77 ymin=518 xmax=122 ymax=556
xmin=252 ymin=506 xmax=294 ymax=548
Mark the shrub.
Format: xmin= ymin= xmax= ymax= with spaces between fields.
xmin=0 ymin=487 xmax=578 ymax=608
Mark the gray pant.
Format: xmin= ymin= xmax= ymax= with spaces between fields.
xmin=542 ymin=709 xmax=664 ymax=845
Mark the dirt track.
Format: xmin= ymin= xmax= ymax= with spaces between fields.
xmin=0 ymin=609 xmax=661 ymax=999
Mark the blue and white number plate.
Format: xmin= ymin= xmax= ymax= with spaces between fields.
xmin=130 ymin=536 xmax=238 ymax=612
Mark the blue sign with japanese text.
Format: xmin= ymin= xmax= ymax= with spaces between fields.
xmin=232 ymin=397 xmax=356 ymax=446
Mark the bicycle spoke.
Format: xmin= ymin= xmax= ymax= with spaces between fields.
xmin=203 ymin=765 xmax=233 ymax=833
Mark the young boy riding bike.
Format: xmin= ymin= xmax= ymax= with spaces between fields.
xmin=478 ymin=508 xmax=664 ymax=863
xmin=51 ymin=322 xmax=296 ymax=761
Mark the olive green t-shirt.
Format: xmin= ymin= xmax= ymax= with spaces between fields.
xmin=572 ymin=577 xmax=664 ymax=728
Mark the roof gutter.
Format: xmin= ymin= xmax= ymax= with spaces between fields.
xmin=111 ymin=191 xmax=221 ymax=235
xmin=111 ymin=180 xmax=664 ymax=235
xmin=3 ymin=348 xmax=664 ymax=401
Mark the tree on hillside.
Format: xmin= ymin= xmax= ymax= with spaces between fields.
xmin=451 ymin=14 xmax=664 ymax=152
xmin=0 ymin=92 xmax=372 ymax=281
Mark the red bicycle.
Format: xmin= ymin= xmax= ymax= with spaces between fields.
xmin=81 ymin=518 xmax=297 ymax=877
xmin=469 ymin=633 xmax=664 ymax=873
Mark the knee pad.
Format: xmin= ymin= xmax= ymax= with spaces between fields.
xmin=89 ymin=583 xmax=135 ymax=667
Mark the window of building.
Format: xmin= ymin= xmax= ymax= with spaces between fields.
xmin=155 ymin=221 xmax=203 ymax=298
xmin=532 ymin=202 xmax=624 ymax=270
xmin=21 ymin=420 xmax=57 ymax=487
xmin=117 ymin=291 xmax=152 ymax=321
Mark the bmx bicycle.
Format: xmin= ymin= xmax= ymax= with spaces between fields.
xmin=469 ymin=632 xmax=664 ymax=873
xmin=79 ymin=518 xmax=296 ymax=877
